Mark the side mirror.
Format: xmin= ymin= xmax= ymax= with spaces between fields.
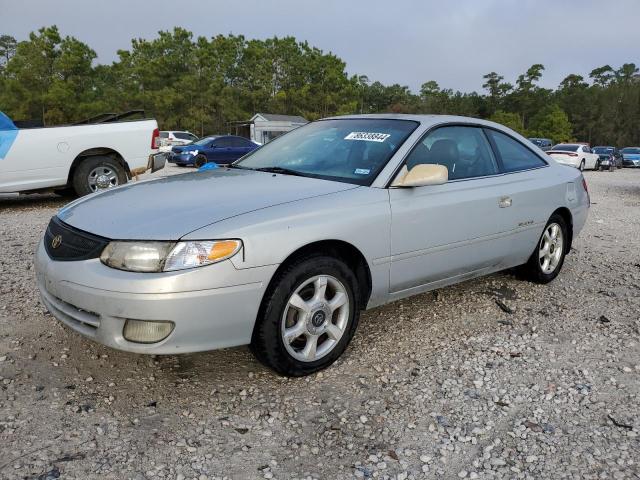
xmin=393 ymin=164 xmax=448 ymax=187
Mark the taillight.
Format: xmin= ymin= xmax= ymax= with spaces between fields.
xmin=567 ymin=152 xmax=578 ymax=157
xmin=151 ymin=128 xmax=160 ymax=149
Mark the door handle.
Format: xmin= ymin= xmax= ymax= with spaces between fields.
xmin=498 ymin=196 xmax=512 ymax=208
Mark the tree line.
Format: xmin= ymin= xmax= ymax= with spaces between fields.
xmin=1 ymin=26 xmax=639 ymax=146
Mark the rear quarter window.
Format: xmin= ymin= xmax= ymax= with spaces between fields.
xmin=487 ymin=130 xmax=547 ymax=173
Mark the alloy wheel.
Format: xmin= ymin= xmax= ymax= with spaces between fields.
xmin=539 ymin=223 xmax=564 ymax=274
xmin=87 ymin=166 xmax=119 ymax=192
xmin=281 ymin=275 xmax=350 ymax=362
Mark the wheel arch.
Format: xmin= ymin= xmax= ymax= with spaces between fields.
xmin=551 ymin=207 xmax=573 ymax=253
xmin=262 ymin=239 xmax=373 ymax=311
xmin=66 ymin=148 xmax=129 ymax=186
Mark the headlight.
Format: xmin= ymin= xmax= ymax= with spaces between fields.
xmin=100 ymin=240 xmax=242 ymax=272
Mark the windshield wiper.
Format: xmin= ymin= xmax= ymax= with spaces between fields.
xmin=254 ymin=166 xmax=310 ymax=178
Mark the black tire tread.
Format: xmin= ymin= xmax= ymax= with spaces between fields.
xmin=250 ymin=253 xmax=360 ymax=377
xmin=519 ymin=213 xmax=568 ymax=284
xmin=72 ymin=155 xmax=127 ymax=196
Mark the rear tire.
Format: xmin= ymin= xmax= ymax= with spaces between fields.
xmin=251 ymin=254 xmax=360 ymax=376
xmin=519 ymin=214 xmax=568 ymax=284
xmin=72 ymin=156 xmax=127 ymax=196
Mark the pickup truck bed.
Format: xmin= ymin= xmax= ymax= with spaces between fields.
xmin=0 ymin=111 xmax=162 ymax=196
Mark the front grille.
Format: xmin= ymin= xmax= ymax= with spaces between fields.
xmin=44 ymin=216 xmax=109 ymax=261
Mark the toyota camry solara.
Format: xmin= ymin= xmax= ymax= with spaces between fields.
xmin=35 ymin=115 xmax=590 ymax=376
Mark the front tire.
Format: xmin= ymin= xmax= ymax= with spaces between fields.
xmin=72 ymin=156 xmax=127 ymax=196
xmin=251 ymin=254 xmax=360 ymax=376
xmin=520 ymin=214 xmax=568 ymax=284
xmin=194 ymin=155 xmax=208 ymax=168
xmin=579 ymin=160 xmax=585 ymax=171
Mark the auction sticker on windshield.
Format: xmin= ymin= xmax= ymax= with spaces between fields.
xmin=344 ymin=132 xmax=391 ymax=142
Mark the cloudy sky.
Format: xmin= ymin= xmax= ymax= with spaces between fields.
xmin=1 ymin=0 xmax=638 ymax=92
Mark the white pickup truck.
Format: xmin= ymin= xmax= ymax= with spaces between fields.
xmin=0 ymin=111 xmax=165 ymax=196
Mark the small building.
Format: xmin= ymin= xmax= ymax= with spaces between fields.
xmin=229 ymin=113 xmax=308 ymax=144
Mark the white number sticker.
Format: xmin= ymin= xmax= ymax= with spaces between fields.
xmin=344 ymin=132 xmax=390 ymax=142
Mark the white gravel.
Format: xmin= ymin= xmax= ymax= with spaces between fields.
xmin=1 ymin=167 xmax=639 ymax=479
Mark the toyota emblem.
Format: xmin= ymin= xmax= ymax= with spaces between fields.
xmin=51 ymin=235 xmax=62 ymax=249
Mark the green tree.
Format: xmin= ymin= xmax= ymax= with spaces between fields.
xmin=528 ymin=104 xmax=572 ymax=143
xmin=489 ymin=111 xmax=527 ymax=135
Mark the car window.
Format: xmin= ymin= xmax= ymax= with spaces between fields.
xmin=173 ymin=132 xmax=193 ymax=140
xmin=229 ymin=137 xmax=253 ymax=147
xmin=213 ymin=138 xmax=234 ymax=148
xmin=236 ymin=119 xmax=418 ymax=186
xmin=488 ymin=130 xmax=547 ymax=172
xmin=159 ymin=132 xmax=169 ymax=138
xmin=404 ymin=126 xmax=498 ymax=180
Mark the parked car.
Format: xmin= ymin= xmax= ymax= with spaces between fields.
xmin=158 ymin=130 xmax=198 ymax=152
xmin=592 ymin=146 xmax=623 ymax=170
xmin=547 ymin=143 xmax=599 ymax=170
xmin=35 ymin=114 xmax=589 ymax=376
xmin=528 ymin=138 xmax=553 ymax=151
xmin=620 ymin=147 xmax=640 ymax=167
xmin=168 ymin=135 xmax=259 ymax=167
xmin=0 ymin=110 xmax=163 ymax=196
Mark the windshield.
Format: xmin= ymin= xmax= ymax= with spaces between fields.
xmin=593 ymin=147 xmax=614 ymax=154
xmin=621 ymin=147 xmax=640 ymax=154
xmin=552 ymin=144 xmax=579 ymax=152
xmin=194 ymin=136 xmax=217 ymax=146
xmin=235 ymin=119 xmax=418 ymax=185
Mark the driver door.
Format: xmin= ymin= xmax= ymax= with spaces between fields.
xmin=389 ymin=125 xmax=507 ymax=294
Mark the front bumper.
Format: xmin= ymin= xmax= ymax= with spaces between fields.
xmin=623 ymin=159 xmax=640 ymax=167
xmin=35 ymin=240 xmax=278 ymax=354
xmin=167 ymin=153 xmax=196 ymax=165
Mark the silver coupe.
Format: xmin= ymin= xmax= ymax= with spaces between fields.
xmin=35 ymin=115 xmax=590 ymax=376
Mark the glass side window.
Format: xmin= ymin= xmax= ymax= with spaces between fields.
xmin=213 ymin=138 xmax=234 ymax=148
xmin=487 ymin=130 xmax=547 ymax=172
xmin=404 ymin=126 xmax=498 ymax=180
xmin=230 ymin=137 xmax=252 ymax=147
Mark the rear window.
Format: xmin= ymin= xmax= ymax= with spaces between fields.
xmin=159 ymin=131 xmax=169 ymax=138
xmin=174 ymin=132 xmax=195 ymax=140
xmin=552 ymin=144 xmax=579 ymax=152
xmin=621 ymin=147 xmax=640 ymax=154
xmin=593 ymin=147 xmax=614 ymax=154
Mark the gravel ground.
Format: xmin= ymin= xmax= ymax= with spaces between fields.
xmin=1 ymin=166 xmax=639 ymax=480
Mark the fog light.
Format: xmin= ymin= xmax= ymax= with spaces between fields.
xmin=123 ymin=320 xmax=174 ymax=344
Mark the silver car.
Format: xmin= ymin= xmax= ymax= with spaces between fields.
xmin=35 ymin=115 xmax=590 ymax=376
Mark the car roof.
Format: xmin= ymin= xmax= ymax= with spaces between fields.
xmin=322 ymin=113 xmax=523 ymax=132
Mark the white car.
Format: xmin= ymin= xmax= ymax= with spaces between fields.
xmin=158 ymin=130 xmax=198 ymax=152
xmin=547 ymin=144 xmax=599 ymax=171
xmin=0 ymin=111 xmax=162 ymax=196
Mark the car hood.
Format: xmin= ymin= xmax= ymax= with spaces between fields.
xmin=57 ymin=169 xmax=358 ymax=240
xmin=623 ymin=153 xmax=640 ymax=159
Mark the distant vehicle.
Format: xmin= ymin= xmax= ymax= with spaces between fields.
xmin=0 ymin=110 xmax=163 ymax=196
xmin=528 ymin=138 xmax=553 ymax=151
xmin=35 ymin=114 xmax=589 ymax=376
xmin=620 ymin=147 xmax=640 ymax=167
xmin=168 ymin=135 xmax=259 ymax=167
xmin=158 ymin=130 xmax=198 ymax=152
xmin=547 ymin=143 xmax=599 ymax=171
xmin=592 ymin=146 xmax=622 ymax=170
